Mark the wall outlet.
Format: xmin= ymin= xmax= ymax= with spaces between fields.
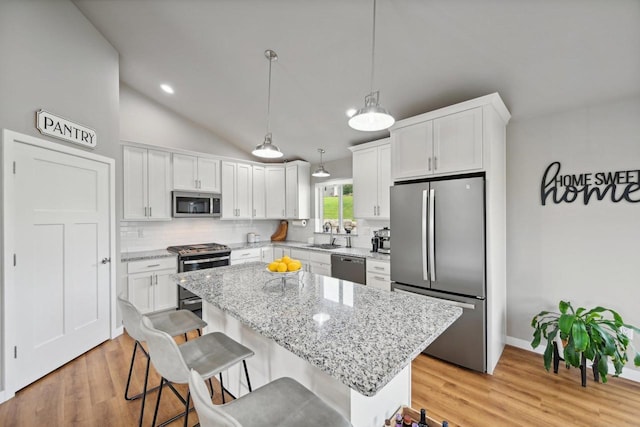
xmin=620 ymin=326 xmax=634 ymax=340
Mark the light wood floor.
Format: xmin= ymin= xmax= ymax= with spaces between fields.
xmin=1 ymin=333 xmax=639 ymax=426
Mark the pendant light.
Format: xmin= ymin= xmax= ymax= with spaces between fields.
xmin=348 ymin=0 xmax=395 ymax=132
xmin=312 ymin=149 xmax=330 ymax=177
xmin=253 ymin=49 xmax=283 ymax=158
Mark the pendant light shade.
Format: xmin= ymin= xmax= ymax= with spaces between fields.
xmin=253 ymin=49 xmax=283 ymax=159
xmin=349 ymin=0 xmax=394 ymax=132
xmin=312 ymin=148 xmax=330 ymax=177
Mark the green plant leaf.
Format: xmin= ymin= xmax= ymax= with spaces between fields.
xmin=598 ymin=356 xmax=609 ymax=383
xmin=559 ymin=301 xmax=570 ymax=314
xmin=575 ymin=307 xmax=586 ymax=316
xmin=634 ymin=353 xmax=640 ymax=367
xmin=564 ymin=340 xmax=580 ymax=368
xmin=571 ymin=320 xmax=589 ymax=352
xmin=558 ymin=313 xmax=575 ymax=336
xmin=543 ymin=341 xmax=553 ymax=371
xmin=532 ymin=328 xmax=541 ymax=349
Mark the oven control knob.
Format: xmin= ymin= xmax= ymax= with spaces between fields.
xmin=101 ymin=257 xmax=111 ymax=264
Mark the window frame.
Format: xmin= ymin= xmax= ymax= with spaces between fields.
xmin=314 ymin=179 xmax=356 ymax=235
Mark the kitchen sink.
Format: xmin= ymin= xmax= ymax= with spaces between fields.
xmin=307 ymin=243 xmax=342 ymax=250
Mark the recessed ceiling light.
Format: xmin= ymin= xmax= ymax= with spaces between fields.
xmin=160 ymin=84 xmax=174 ymax=94
xmin=346 ymin=108 xmax=357 ymax=118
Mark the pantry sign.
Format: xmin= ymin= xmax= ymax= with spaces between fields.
xmin=36 ymin=110 xmax=96 ymax=148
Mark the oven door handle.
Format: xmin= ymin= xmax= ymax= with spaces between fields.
xmin=182 ymin=256 xmax=230 ymax=265
xmin=182 ymin=298 xmax=202 ymax=305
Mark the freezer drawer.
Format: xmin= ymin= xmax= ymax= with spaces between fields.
xmin=393 ymin=283 xmax=486 ymax=372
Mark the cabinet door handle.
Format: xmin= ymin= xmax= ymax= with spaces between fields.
xmin=149 ymin=206 xmax=152 ymax=217
xmin=147 ymin=264 xmax=160 ymax=268
xmin=374 ymin=275 xmax=386 ymax=280
xmin=434 ymin=156 xmax=438 ymax=170
xmin=144 ymin=206 xmax=148 ymax=217
xmin=428 ymin=157 xmax=432 ymax=171
xmin=195 ymin=179 xmax=199 ymax=189
xmin=253 ymin=208 xmax=256 ymax=217
xmin=373 ymin=266 xmax=385 ymax=270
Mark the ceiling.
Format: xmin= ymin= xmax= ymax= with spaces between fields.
xmin=72 ymin=0 xmax=640 ymax=164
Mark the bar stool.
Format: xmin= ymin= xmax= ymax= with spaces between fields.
xmin=188 ymin=369 xmax=352 ymax=427
xmin=117 ymin=295 xmax=206 ymax=426
xmin=139 ymin=316 xmax=255 ymax=427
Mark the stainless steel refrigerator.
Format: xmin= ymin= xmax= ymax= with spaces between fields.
xmin=390 ymin=174 xmax=486 ymax=372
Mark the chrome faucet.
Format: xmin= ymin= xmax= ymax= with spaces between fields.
xmin=324 ymin=221 xmax=334 ymax=245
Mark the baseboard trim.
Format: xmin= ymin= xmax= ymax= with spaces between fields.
xmin=506 ymin=335 xmax=640 ymax=383
xmin=0 ymin=390 xmax=14 ymax=404
xmin=112 ymin=325 xmax=123 ymax=339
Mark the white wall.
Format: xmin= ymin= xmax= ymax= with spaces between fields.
xmin=0 ymin=0 xmax=120 ymax=396
xmin=506 ymin=96 xmax=640 ymax=373
xmin=120 ymin=84 xmax=252 ymax=160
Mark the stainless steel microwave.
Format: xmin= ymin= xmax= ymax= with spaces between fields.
xmin=172 ymin=191 xmax=221 ymax=218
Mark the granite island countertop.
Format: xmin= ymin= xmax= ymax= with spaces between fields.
xmin=172 ymin=262 xmax=461 ymax=397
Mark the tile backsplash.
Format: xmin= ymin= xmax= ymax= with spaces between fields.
xmin=120 ymin=218 xmax=389 ymax=252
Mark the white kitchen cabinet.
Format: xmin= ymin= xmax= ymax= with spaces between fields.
xmin=290 ymin=248 xmax=331 ymax=276
xmin=349 ymin=138 xmax=391 ymax=219
xmin=127 ymin=257 xmax=177 ymax=314
xmin=221 ymin=161 xmax=252 ymax=219
xmin=265 ymin=166 xmax=286 ymax=218
xmin=173 ymin=153 xmax=220 ymax=192
xmin=252 ymin=165 xmax=266 ymax=219
xmin=285 ymin=161 xmax=310 ymax=219
xmin=123 ymin=146 xmax=172 ymax=220
xmin=272 ymin=246 xmax=291 ymax=260
xmin=391 ymin=107 xmax=482 ymax=180
xmin=230 ymin=247 xmax=261 ymax=265
xmin=260 ymin=246 xmax=273 ymax=262
xmin=366 ymin=259 xmax=391 ymax=291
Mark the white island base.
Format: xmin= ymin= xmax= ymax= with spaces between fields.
xmin=204 ymin=302 xmax=411 ymax=427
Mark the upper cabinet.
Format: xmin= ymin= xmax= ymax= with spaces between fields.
xmin=221 ymin=161 xmax=252 ymax=219
xmin=285 ymin=161 xmax=310 ymax=219
xmin=392 ymin=107 xmax=482 ymax=180
xmin=173 ymin=153 xmax=220 ymax=193
xmin=252 ymin=165 xmax=266 ymax=219
xmin=123 ymin=146 xmax=172 ymax=220
xmin=265 ymin=166 xmax=286 ymax=218
xmin=349 ymin=138 xmax=391 ymax=219
xmin=390 ymin=93 xmax=512 ymax=182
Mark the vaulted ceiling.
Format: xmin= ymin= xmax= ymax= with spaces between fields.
xmin=73 ymin=0 xmax=640 ymax=163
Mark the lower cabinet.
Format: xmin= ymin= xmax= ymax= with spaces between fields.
xmin=272 ymin=246 xmax=291 ymax=261
xmin=260 ymin=246 xmax=273 ymax=262
xmin=230 ymin=248 xmax=262 ymax=265
xmin=366 ymin=259 xmax=391 ymax=291
xmin=290 ymin=248 xmax=332 ymax=275
xmin=127 ymin=257 xmax=177 ymax=314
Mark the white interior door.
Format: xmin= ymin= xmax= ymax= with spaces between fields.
xmin=7 ymin=137 xmax=111 ymax=392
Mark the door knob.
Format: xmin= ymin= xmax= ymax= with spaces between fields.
xmin=101 ymin=257 xmax=111 ymax=264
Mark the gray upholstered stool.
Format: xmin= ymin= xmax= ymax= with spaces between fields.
xmin=140 ymin=316 xmax=255 ymax=427
xmin=117 ymin=295 xmax=206 ymax=426
xmin=188 ymin=369 xmax=352 ymax=427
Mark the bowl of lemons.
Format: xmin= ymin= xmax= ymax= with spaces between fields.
xmin=267 ymin=255 xmax=302 ymax=274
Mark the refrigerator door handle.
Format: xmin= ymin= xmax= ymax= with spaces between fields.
xmin=429 ymin=187 xmax=436 ymax=281
xmin=421 ymin=189 xmax=429 ymax=281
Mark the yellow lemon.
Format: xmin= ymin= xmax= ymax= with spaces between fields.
xmin=277 ymin=263 xmax=288 ymax=273
xmin=274 ymin=258 xmax=282 ymax=263
xmin=268 ymin=262 xmax=279 ymax=272
xmin=281 ymin=255 xmax=291 ymax=263
xmin=287 ymin=262 xmax=301 ymax=272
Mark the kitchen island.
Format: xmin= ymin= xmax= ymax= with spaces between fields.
xmin=173 ymin=262 xmax=461 ymax=427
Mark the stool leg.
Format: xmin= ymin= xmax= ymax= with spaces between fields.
xmin=137 ymin=352 xmax=151 ymax=427
xmin=208 ymin=378 xmax=214 ymax=398
xmin=124 ymin=341 xmax=140 ymax=400
xmin=243 ymin=360 xmax=252 ymax=393
xmin=183 ymin=392 xmax=191 ymax=427
xmin=219 ymin=373 xmax=225 ymax=404
xmin=152 ymin=377 xmax=165 ymax=427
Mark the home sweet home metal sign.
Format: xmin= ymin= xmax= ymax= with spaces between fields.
xmin=541 ymin=162 xmax=640 ymax=205
xmin=36 ymin=110 xmax=96 ymax=148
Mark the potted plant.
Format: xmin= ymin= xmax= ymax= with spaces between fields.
xmin=531 ymin=300 xmax=640 ymax=383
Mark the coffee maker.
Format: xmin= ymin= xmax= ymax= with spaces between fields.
xmin=371 ymin=227 xmax=391 ymax=254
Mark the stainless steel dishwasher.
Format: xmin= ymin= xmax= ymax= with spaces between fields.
xmin=330 ymin=254 xmax=366 ymax=285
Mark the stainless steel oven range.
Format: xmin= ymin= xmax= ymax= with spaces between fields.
xmin=166 ymin=243 xmax=231 ymax=317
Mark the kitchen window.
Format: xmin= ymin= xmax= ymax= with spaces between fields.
xmin=315 ymin=180 xmax=357 ymax=234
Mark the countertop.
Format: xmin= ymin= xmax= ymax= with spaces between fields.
xmin=121 ymin=249 xmax=176 ymax=262
xmin=172 ymin=262 xmax=461 ymax=396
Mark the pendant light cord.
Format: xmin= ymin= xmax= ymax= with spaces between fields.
xmin=370 ymin=0 xmax=377 ymax=94
xmin=266 ymin=54 xmax=273 ymax=134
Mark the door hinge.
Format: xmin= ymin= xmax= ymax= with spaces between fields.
xmin=13 ymin=161 xmax=16 ymax=174
xmin=13 ymin=253 xmax=16 ymax=266
xmin=14 ymin=346 xmax=17 ymax=359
